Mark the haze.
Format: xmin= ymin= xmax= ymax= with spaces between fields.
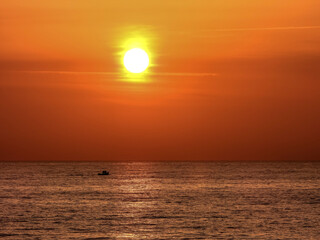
xmin=0 ymin=0 xmax=319 ymax=160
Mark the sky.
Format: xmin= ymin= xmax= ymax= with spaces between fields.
xmin=0 ymin=0 xmax=319 ymax=160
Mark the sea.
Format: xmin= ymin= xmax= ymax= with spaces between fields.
xmin=0 ymin=161 xmax=319 ymax=239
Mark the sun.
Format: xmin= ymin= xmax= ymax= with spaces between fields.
xmin=123 ymin=48 xmax=149 ymax=73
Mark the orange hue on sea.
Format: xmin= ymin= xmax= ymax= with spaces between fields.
xmin=0 ymin=1 xmax=320 ymax=160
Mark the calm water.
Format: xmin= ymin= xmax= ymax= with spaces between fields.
xmin=0 ymin=162 xmax=319 ymax=239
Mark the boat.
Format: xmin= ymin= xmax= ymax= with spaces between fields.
xmin=98 ymin=170 xmax=109 ymax=175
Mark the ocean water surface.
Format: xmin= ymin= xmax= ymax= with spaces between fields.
xmin=0 ymin=161 xmax=319 ymax=239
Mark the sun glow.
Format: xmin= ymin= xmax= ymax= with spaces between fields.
xmin=123 ymin=48 xmax=149 ymax=73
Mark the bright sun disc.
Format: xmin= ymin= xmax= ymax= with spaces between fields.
xmin=123 ymin=48 xmax=149 ymax=73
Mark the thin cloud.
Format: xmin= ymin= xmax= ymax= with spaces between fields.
xmin=176 ymin=25 xmax=320 ymax=37
xmin=151 ymin=72 xmax=217 ymax=77
xmin=20 ymin=70 xmax=217 ymax=77
xmin=21 ymin=70 xmax=119 ymax=76
xmin=203 ymin=25 xmax=320 ymax=32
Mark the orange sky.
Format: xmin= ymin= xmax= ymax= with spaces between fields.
xmin=0 ymin=1 xmax=319 ymax=160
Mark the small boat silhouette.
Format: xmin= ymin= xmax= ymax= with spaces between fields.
xmin=98 ymin=170 xmax=109 ymax=175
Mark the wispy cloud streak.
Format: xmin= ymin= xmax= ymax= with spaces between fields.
xmin=175 ymin=26 xmax=320 ymax=37
xmin=150 ymin=72 xmax=216 ymax=77
xmin=203 ymin=25 xmax=320 ymax=32
xmin=20 ymin=70 xmax=217 ymax=77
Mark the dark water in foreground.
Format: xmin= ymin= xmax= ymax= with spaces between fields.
xmin=0 ymin=162 xmax=319 ymax=239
